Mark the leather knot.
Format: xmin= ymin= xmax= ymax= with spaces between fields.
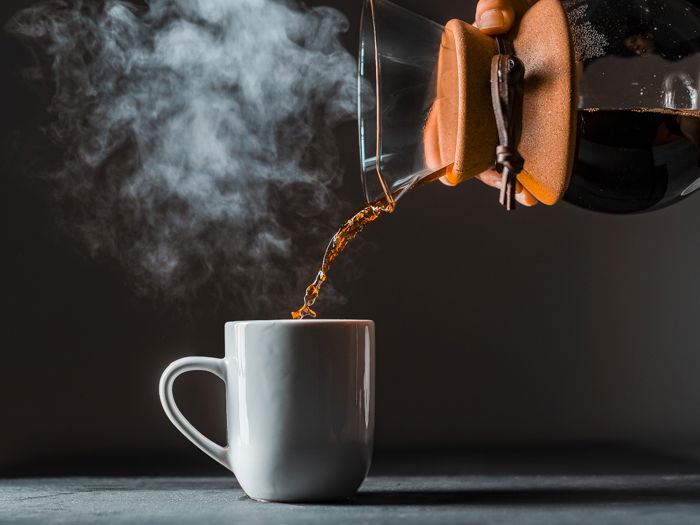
xmin=495 ymin=145 xmax=524 ymax=176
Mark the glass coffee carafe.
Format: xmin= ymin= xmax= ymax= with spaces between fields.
xmin=358 ymin=0 xmax=700 ymax=213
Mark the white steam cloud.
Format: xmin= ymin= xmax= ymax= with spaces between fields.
xmin=8 ymin=0 xmax=358 ymax=316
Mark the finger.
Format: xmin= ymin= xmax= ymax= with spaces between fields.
xmin=476 ymin=170 xmax=524 ymax=191
xmin=439 ymin=165 xmax=458 ymax=186
xmin=477 ymin=169 xmax=539 ymax=207
xmin=439 ymin=175 xmax=457 ymax=186
xmin=516 ymin=187 xmax=538 ymax=207
xmin=476 ymin=169 xmax=502 ymax=189
xmin=475 ymin=0 xmax=515 ymax=35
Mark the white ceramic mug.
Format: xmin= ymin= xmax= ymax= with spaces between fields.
xmin=159 ymin=319 xmax=375 ymax=502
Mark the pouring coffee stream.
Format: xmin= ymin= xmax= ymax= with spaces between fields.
xmin=290 ymin=165 xmax=451 ymax=319
xmin=291 ymin=198 xmax=394 ymax=320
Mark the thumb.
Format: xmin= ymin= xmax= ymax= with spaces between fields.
xmin=475 ymin=0 xmax=515 ymax=35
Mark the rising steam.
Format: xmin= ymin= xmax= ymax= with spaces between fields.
xmin=8 ymin=0 xmax=358 ymax=316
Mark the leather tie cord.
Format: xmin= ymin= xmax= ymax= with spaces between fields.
xmin=490 ymin=37 xmax=525 ymax=211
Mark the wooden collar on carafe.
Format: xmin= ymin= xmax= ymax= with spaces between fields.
xmin=491 ymin=37 xmax=525 ymax=211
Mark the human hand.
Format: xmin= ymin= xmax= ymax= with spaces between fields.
xmin=440 ymin=0 xmax=538 ymax=207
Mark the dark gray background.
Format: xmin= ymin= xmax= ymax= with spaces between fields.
xmin=3 ymin=0 xmax=700 ymax=472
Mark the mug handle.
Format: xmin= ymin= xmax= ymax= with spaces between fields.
xmin=159 ymin=356 xmax=232 ymax=471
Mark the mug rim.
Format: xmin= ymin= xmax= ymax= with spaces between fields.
xmin=226 ymin=319 xmax=374 ymax=326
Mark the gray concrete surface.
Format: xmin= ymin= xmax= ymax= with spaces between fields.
xmin=4 ymin=449 xmax=700 ymax=524
xmin=4 ymin=474 xmax=700 ymax=524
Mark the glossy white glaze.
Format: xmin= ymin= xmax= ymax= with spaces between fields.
xmin=159 ymin=319 xmax=375 ymax=502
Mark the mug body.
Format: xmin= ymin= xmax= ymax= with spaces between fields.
xmin=225 ymin=319 xmax=375 ymax=502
